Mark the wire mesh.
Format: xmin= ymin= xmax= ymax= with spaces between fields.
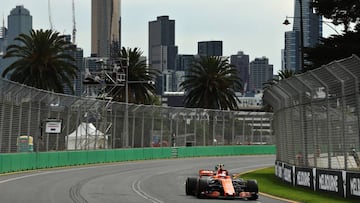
xmin=264 ymin=55 xmax=360 ymax=171
xmin=0 ymin=78 xmax=274 ymax=153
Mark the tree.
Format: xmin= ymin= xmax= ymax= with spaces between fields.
xmin=112 ymin=47 xmax=160 ymax=104
xmin=304 ymin=25 xmax=360 ymax=71
xmin=311 ymin=0 xmax=360 ymax=32
xmin=2 ymin=29 xmax=78 ymax=93
xmin=180 ymin=56 xmax=242 ymax=110
xmin=263 ymin=69 xmax=296 ymax=89
xmin=304 ymin=1 xmax=360 ymax=71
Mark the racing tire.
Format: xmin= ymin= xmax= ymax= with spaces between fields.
xmin=246 ymin=180 xmax=259 ymax=200
xmin=196 ymin=178 xmax=208 ymax=198
xmin=185 ymin=177 xmax=198 ymax=195
xmin=248 ymin=194 xmax=258 ymax=200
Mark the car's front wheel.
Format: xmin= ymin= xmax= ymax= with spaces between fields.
xmin=185 ymin=177 xmax=197 ymax=195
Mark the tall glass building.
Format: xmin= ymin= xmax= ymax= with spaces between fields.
xmin=231 ymin=51 xmax=250 ymax=93
xmin=148 ymin=16 xmax=178 ymax=94
xmin=249 ymin=57 xmax=273 ymax=93
xmin=7 ymin=5 xmax=32 ymax=46
xmin=283 ymin=0 xmax=322 ymax=72
xmin=198 ymin=41 xmax=223 ymax=57
xmin=1 ymin=5 xmax=32 ymax=75
xmin=91 ymin=0 xmax=121 ymax=58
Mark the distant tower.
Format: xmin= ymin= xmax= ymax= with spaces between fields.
xmin=198 ymin=41 xmax=222 ymax=57
xmin=230 ymin=51 xmax=250 ymax=93
xmin=1 ymin=5 xmax=32 ymax=74
xmin=149 ymin=16 xmax=178 ymax=94
xmin=61 ymin=35 xmax=84 ymax=96
xmin=7 ymin=5 xmax=32 ymax=47
xmin=91 ymin=0 xmax=121 ymax=58
xmin=0 ymin=16 xmax=7 ymax=54
xmin=249 ymin=57 xmax=273 ymax=93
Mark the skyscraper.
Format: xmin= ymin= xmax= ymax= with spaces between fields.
xmin=7 ymin=5 xmax=32 ymax=46
xmin=91 ymin=0 xmax=121 ymax=58
xmin=249 ymin=57 xmax=273 ymax=93
xmin=61 ymin=35 xmax=84 ymax=96
xmin=149 ymin=16 xmax=178 ymax=94
xmin=283 ymin=0 xmax=322 ymax=72
xmin=0 ymin=23 xmax=6 ymax=55
xmin=198 ymin=41 xmax=223 ymax=57
xmin=230 ymin=51 xmax=250 ymax=93
xmin=1 ymin=5 xmax=32 ymax=74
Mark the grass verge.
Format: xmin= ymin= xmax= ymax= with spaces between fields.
xmin=240 ymin=167 xmax=358 ymax=203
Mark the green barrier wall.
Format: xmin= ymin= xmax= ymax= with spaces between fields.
xmin=0 ymin=145 xmax=275 ymax=174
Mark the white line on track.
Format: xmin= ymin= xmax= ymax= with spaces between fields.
xmin=132 ymin=178 xmax=164 ymax=203
xmin=0 ymin=167 xmax=87 ymax=184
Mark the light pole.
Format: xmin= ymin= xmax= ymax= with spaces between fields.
xmin=125 ymin=58 xmax=129 ymax=147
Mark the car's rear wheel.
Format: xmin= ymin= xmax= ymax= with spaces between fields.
xmin=185 ymin=177 xmax=197 ymax=195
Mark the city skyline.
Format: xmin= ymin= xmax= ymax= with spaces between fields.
xmin=0 ymin=0 xmax=337 ymax=73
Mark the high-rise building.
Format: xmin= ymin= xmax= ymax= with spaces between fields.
xmin=91 ymin=0 xmax=121 ymax=58
xmin=7 ymin=5 xmax=32 ymax=46
xmin=149 ymin=16 xmax=178 ymax=94
xmin=283 ymin=0 xmax=322 ymax=72
xmin=149 ymin=16 xmax=178 ymax=71
xmin=0 ymin=21 xmax=7 ymax=54
xmin=1 ymin=5 xmax=32 ymax=75
xmin=61 ymin=35 xmax=84 ymax=96
xmin=198 ymin=41 xmax=222 ymax=57
xmin=249 ymin=57 xmax=273 ymax=93
xmin=174 ymin=54 xmax=195 ymax=92
xmin=230 ymin=51 xmax=250 ymax=93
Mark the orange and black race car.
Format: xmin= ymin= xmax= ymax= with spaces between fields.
xmin=185 ymin=164 xmax=258 ymax=200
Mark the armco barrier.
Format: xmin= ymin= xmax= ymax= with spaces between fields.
xmin=0 ymin=145 xmax=275 ymax=174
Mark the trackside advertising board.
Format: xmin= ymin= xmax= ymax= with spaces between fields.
xmin=316 ymin=169 xmax=344 ymax=197
xmin=283 ymin=163 xmax=293 ymax=184
xmin=275 ymin=161 xmax=360 ymax=199
xmin=346 ymin=172 xmax=360 ymax=199
xmin=295 ymin=167 xmax=314 ymax=190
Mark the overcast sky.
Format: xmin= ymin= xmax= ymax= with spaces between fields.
xmin=0 ymin=0 xmax=336 ymax=73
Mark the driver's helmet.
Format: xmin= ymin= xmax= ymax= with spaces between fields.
xmin=215 ymin=163 xmax=224 ymax=171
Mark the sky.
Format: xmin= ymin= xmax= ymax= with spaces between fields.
xmin=0 ymin=0 xmax=336 ymax=73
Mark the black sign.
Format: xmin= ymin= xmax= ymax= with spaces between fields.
xmin=295 ymin=167 xmax=314 ymax=190
xmin=346 ymin=172 xmax=360 ymax=199
xmin=283 ymin=163 xmax=293 ymax=184
xmin=316 ymin=169 xmax=343 ymax=197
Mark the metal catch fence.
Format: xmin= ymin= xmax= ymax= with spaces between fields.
xmin=0 ymin=78 xmax=273 ymax=153
xmin=264 ymin=55 xmax=360 ymax=171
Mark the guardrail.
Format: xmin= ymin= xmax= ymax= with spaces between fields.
xmin=0 ymin=145 xmax=275 ymax=174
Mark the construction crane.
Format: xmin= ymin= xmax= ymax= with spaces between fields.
xmin=48 ymin=0 xmax=53 ymax=30
xmin=72 ymin=0 xmax=77 ymax=44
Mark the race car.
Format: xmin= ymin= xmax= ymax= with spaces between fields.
xmin=185 ymin=164 xmax=258 ymax=200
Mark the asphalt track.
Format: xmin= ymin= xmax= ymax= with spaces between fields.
xmin=0 ymin=155 xmax=291 ymax=203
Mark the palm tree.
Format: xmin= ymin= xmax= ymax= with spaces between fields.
xmin=112 ymin=47 xmax=159 ymax=104
xmin=2 ymin=29 xmax=78 ymax=93
xmin=180 ymin=56 xmax=242 ymax=110
xmin=263 ymin=69 xmax=296 ymax=89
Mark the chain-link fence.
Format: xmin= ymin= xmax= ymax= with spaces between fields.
xmin=0 ymin=78 xmax=273 ymax=153
xmin=264 ymin=55 xmax=360 ymax=171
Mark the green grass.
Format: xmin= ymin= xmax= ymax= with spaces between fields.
xmin=240 ymin=167 xmax=358 ymax=203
